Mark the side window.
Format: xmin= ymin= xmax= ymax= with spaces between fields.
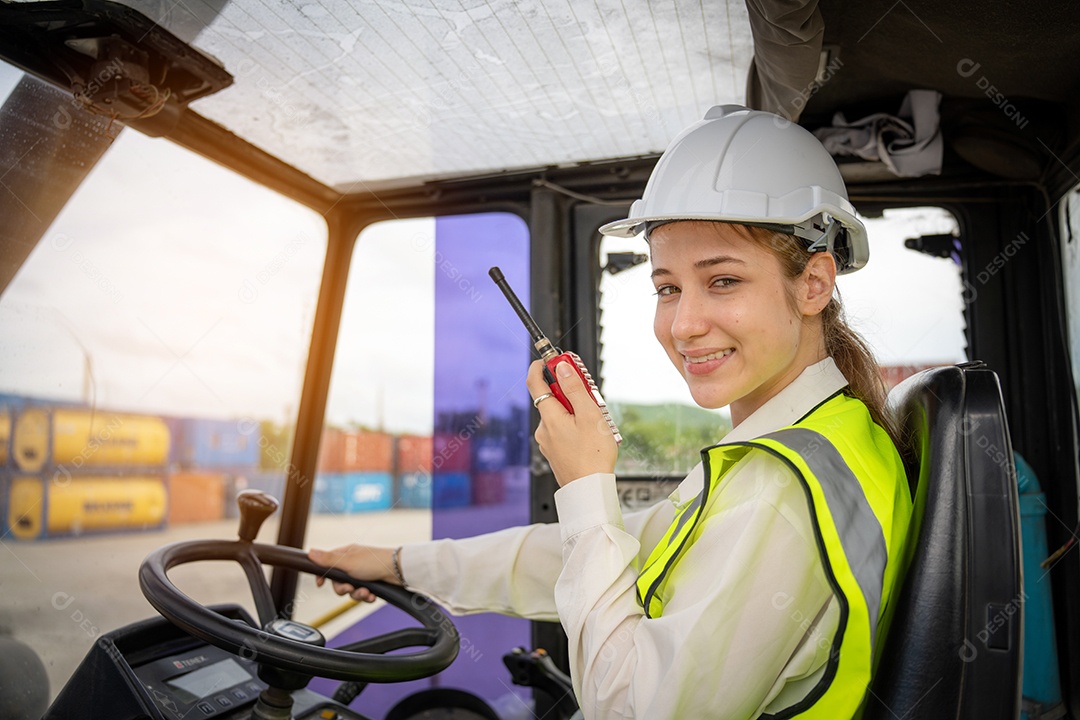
xmin=598 ymin=207 xmax=967 ymax=496
xmin=838 ymin=207 xmax=967 ymax=379
xmin=306 ymin=213 xmax=531 ymax=717
xmin=598 ymin=235 xmax=727 ymax=502
xmin=1061 ymin=185 xmax=1080 ymax=409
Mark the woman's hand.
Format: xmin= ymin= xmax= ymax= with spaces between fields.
xmin=528 ymin=359 xmax=619 ymax=486
xmin=308 ymin=544 xmax=396 ymax=602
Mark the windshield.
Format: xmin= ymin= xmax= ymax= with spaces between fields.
xmin=0 ymin=60 xmax=328 ymax=700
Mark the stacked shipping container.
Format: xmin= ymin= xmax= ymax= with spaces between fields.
xmin=471 ymin=435 xmax=508 ymax=505
xmin=1 ymin=392 xmax=532 ymax=540
xmin=166 ymin=417 xmax=262 ymax=524
xmin=0 ymin=406 xmax=9 ymax=535
xmin=431 ymin=432 xmax=471 ymax=508
xmin=395 ymin=434 xmax=432 ymax=508
xmin=3 ymin=406 xmax=169 ymax=539
xmin=313 ymin=428 xmax=394 ymax=514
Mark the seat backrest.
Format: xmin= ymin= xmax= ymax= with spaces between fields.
xmin=864 ymin=362 xmax=1023 ymax=720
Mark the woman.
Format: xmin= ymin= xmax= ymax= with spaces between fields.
xmin=310 ymin=106 xmax=913 ymax=719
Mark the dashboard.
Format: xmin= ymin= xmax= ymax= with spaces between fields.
xmin=42 ymin=604 xmax=370 ymax=720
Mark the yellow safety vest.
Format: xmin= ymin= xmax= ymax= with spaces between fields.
xmin=635 ymin=392 xmax=912 ymax=718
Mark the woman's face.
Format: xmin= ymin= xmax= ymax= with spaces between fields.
xmin=649 ymin=221 xmax=830 ymax=424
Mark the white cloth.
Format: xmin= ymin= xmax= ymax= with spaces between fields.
xmin=813 ymin=89 xmax=944 ymax=178
xmin=402 ymin=358 xmax=850 ymax=719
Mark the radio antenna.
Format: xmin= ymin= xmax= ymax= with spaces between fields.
xmin=488 ymin=267 xmax=558 ymax=361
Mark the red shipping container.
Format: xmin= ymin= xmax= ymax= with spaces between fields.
xmin=472 ymin=470 xmax=505 ymax=505
xmin=879 ymin=363 xmax=943 ymax=391
xmin=167 ymin=471 xmax=225 ymax=525
xmin=341 ymin=431 xmax=393 ymax=472
xmin=396 ymin=435 xmax=432 ymax=473
xmin=431 ymin=433 xmax=471 ymax=472
xmin=317 ymin=429 xmax=346 ymax=473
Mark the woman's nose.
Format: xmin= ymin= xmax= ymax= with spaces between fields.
xmin=670 ymin=290 xmax=710 ymax=341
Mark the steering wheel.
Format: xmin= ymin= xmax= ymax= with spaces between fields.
xmin=138 ymin=491 xmax=459 ymax=683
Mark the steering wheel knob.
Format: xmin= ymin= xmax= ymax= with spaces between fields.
xmin=266 ymin=619 xmax=325 ymax=646
xmin=237 ymin=490 xmax=279 ymax=542
xmin=258 ymin=620 xmax=327 ymax=692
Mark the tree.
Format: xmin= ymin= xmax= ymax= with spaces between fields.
xmin=611 ymin=403 xmax=731 ymax=477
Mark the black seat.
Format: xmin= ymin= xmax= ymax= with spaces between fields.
xmin=864 ymin=362 xmax=1023 ymax=719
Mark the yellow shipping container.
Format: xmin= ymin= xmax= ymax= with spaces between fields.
xmin=7 ymin=475 xmax=167 ymax=540
xmin=0 ymin=407 xmax=10 ymax=466
xmin=13 ymin=408 xmax=170 ymax=473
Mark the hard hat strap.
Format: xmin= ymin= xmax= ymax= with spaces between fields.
xmin=745 ymin=217 xmax=851 ymax=270
xmin=798 ymin=217 xmax=842 ymax=253
xmin=741 ymin=215 xmax=841 ymax=252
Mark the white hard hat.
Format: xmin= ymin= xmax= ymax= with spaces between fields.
xmin=600 ymin=105 xmax=868 ymax=274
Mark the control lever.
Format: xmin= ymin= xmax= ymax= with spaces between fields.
xmin=502 ymin=647 xmax=579 ymax=720
xmin=237 ymin=490 xmax=279 ymax=543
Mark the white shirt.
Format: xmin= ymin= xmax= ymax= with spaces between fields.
xmin=402 ymin=358 xmax=848 ymax=719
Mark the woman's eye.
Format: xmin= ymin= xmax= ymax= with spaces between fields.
xmin=712 ymin=277 xmax=739 ymax=289
xmin=653 ymin=285 xmax=679 ymax=297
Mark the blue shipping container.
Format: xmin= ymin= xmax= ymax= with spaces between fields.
xmin=472 ymin=436 xmax=508 ymax=472
xmin=175 ymin=418 xmax=261 ymax=470
xmin=344 ymin=472 xmax=392 ymax=512
xmin=397 ymin=472 xmax=432 ymax=508
xmin=0 ymin=394 xmax=78 ymax=410
xmin=246 ymin=470 xmax=288 ymax=501
xmin=225 ymin=470 xmax=287 ymax=518
xmin=433 ymin=471 xmax=470 ymax=509
xmin=312 ymin=474 xmax=349 ymax=515
xmin=161 ymin=416 xmax=185 ymax=467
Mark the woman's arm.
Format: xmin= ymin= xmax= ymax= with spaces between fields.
xmin=310 ymin=486 xmax=677 ymax=621
xmin=401 ymin=489 xmax=676 ymax=620
xmin=554 ymin=458 xmax=836 ymax=719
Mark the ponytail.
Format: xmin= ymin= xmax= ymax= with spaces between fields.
xmin=820 ymin=297 xmax=903 ymax=447
xmin=736 ymin=225 xmax=904 ymax=450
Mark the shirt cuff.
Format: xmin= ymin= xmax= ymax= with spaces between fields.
xmin=554 ymin=472 xmax=622 ymax=542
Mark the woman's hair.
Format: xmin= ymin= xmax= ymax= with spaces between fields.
xmin=734 ymin=224 xmax=904 ymax=449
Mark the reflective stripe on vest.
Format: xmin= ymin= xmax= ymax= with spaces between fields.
xmin=762 ymin=427 xmax=888 ymax=651
xmin=634 ymin=393 xmax=909 ymax=719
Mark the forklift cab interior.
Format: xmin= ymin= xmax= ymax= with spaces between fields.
xmin=0 ymin=1 xmax=1078 ymax=719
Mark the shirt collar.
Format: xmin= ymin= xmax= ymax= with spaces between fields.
xmin=721 ymin=357 xmax=849 ymax=443
xmin=667 ymin=357 xmax=849 ymax=507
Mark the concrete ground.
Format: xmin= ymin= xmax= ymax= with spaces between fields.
xmin=0 ymin=509 xmax=431 ymax=702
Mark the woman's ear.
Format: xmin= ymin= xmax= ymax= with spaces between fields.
xmin=799 ymin=252 xmax=837 ymax=316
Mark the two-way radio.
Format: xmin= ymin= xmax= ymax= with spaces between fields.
xmin=488 ymin=266 xmax=622 ymax=445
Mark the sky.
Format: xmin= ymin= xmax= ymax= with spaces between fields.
xmin=0 ymin=62 xmax=966 ymax=434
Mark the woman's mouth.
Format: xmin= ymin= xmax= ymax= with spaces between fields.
xmin=682 ymin=348 xmax=734 ymax=375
